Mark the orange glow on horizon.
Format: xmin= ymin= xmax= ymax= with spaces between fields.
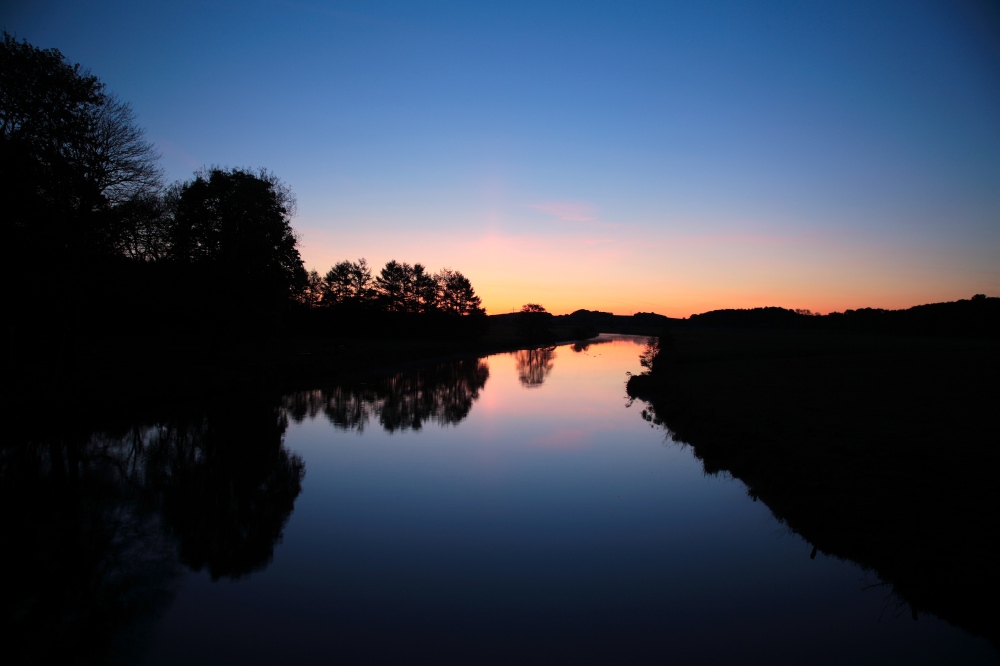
xmin=296 ymin=220 xmax=996 ymax=320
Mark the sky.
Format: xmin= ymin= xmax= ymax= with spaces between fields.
xmin=5 ymin=0 xmax=999 ymax=316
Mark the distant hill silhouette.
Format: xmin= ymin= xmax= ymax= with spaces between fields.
xmin=679 ymin=295 xmax=998 ymax=338
xmin=493 ymin=296 xmax=997 ymax=340
xmin=488 ymin=309 xmax=679 ymax=338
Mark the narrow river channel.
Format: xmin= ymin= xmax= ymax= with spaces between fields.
xmin=6 ymin=335 xmax=994 ymax=664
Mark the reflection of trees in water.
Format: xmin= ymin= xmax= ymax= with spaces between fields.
xmin=283 ymin=358 xmax=490 ymax=433
xmin=1 ymin=398 xmax=304 ymax=663
xmin=514 ymin=347 xmax=556 ymax=388
xmin=148 ymin=402 xmax=305 ymax=579
xmin=3 ymin=428 xmax=180 ymax=664
xmin=629 ymin=387 xmax=1000 ymax=651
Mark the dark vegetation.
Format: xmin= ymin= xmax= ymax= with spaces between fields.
xmin=486 ymin=308 xmax=677 ymax=346
xmin=626 ymin=305 xmax=1000 ymax=650
xmin=0 ymin=34 xmax=671 ymax=404
xmin=290 ymin=258 xmax=488 ymax=342
xmin=679 ymin=296 xmax=999 ymax=339
xmin=2 ymin=355 xmax=496 ymax=663
xmin=2 ymin=33 xmax=502 ymax=407
xmin=7 ymin=30 xmax=999 ymax=657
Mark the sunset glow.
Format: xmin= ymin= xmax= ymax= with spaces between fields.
xmin=10 ymin=0 xmax=998 ymax=317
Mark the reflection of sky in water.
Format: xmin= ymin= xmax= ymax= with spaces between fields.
xmin=145 ymin=336 xmax=994 ymax=664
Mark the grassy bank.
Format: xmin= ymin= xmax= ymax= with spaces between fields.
xmin=626 ymin=328 xmax=999 ymax=649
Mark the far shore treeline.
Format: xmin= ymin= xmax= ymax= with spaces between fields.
xmin=541 ymin=294 xmax=999 ymax=342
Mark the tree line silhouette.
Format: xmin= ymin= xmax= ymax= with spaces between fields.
xmin=2 ymin=32 xmax=488 ymax=375
xmin=292 ymin=258 xmax=487 ymax=339
xmin=302 ymin=259 xmax=483 ymax=315
xmin=682 ymin=296 xmax=999 ymax=339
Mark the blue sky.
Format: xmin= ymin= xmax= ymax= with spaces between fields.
xmin=5 ymin=0 xmax=999 ymax=315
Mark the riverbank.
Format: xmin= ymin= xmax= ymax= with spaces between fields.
xmin=6 ymin=316 xmax=614 ymax=434
xmin=626 ymin=327 xmax=999 ymax=650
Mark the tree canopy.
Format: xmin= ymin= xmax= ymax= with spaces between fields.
xmin=1 ymin=31 xmax=162 ymax=265
xmin=312 ymin=258 xmax=485 ymax=319
xmin=166 ymin=166 xmax=307 ymax=308
xmin=4 ymin=31 xmax=491 ymax=356
xmin=517 ymin=303 xmax=554 ymax=342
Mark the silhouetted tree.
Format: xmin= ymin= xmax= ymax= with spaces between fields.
xmin=323 ymin=258 xmax=373 ymax=307
xmin=298 ymin=269 xmax=324 ymax=307
xmin=2 ymin=34 xmax=162 ymax=256
xmin=109 ymin=189 xmax=171 ymax=261
xmin=165 ymin=167 xmax=307 ymax=325
xmin=412 ymin=264 xmax=439 ymax=313
xmin=306 ymin=258 xmax=487 ymax=338
xmin=375 ymin=260 xmax=411 ymax=313
xmin=436 ymin=268 xmax=484 ymax=316
xmin=3 ymin=32 xmax=165 ymax=359
xmin=518 ymin=303 xmax=554 ymax=342
xmin=3 ymin=33 xmax=103 ymax=266
xmin=373 ymin=260 xmax=448 ymax=314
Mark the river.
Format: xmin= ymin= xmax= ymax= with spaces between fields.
xmin=4 ymin=335 xmax=994 ymax=664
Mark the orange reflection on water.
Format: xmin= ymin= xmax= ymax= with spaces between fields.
xmin=474 ymin=335 xmax=652 ymax=449
xmin=514 ymin=347 xmax=556 ymax=388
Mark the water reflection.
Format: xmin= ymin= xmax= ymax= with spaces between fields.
xmin=514 ymin=346 xmax=556 ymax=387
xmin=151 ymin=402 xmax=305 ymax=580
xmin=1 ymin=398 xmax=304 ymax=663
xmin=3 ymin=356 xmax=497 ymax=662
xmin=282 ymin=358 xmax=490 ymax=432
xmin=627 ymin=345 xmax=1000 ymax=653
xmin=7 ymin=336 xmax=989 ymax=664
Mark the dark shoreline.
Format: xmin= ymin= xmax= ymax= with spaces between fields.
xmin=5 ymin=319 xmax=625 ymax=435
xmin=626 ymin=327 xmax=1000 ymax=651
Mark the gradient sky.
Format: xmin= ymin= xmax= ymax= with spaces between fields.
xmin=5 ymin=0 xmax=999 ymax=316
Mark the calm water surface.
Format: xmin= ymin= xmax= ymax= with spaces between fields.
xmin=131 ymin=335 xmax=995 ymax=664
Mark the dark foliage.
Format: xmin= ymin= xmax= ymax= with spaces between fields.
xmin=4 ymin=34 xmax=493 ymax=385
xmin=3 ymin=32 xmax=165 ymax=364
xmin=163 ymin=166 xmax=308 ymax=331
xmin=685 ymin=296 xmax=1000 ymax=339
xmin=627 ymin=327 xmax=1000 ymax=650
xmin=292 ymin=258 xmax=488 ymax=341
xmin=517 ymin=303 xmax=555 ymax=342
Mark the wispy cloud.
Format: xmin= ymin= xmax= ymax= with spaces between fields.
xmin=664 ymin=232 xmax=808 ymax=248
xmin=529 ymin=200 xmax=622 ymax=231
xmin=530 ymin=201 xmax=598 ymax=223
